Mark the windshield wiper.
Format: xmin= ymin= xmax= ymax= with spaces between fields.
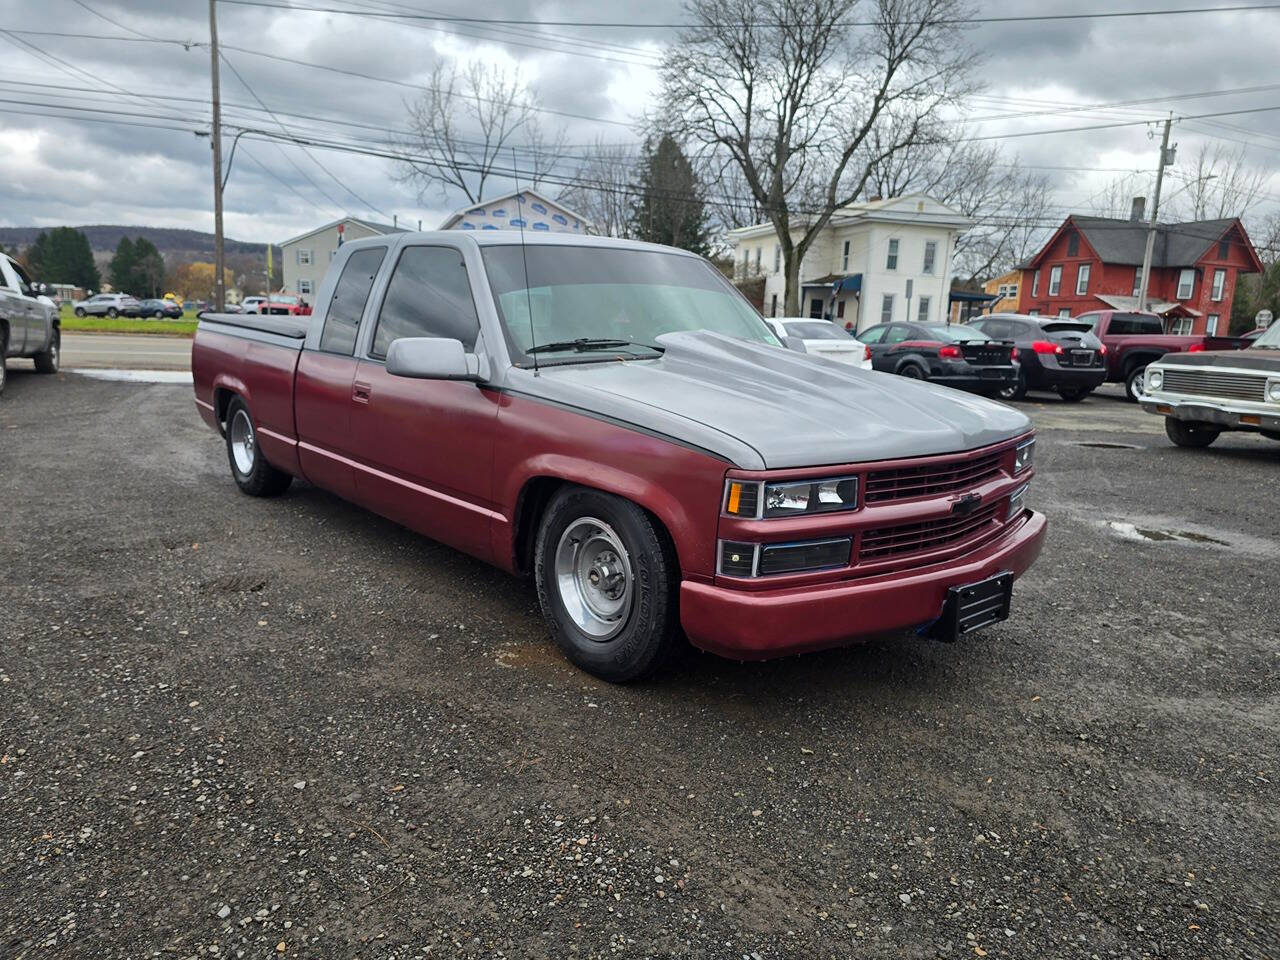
xmin=527 ymin=337 xmax=664 ymax=355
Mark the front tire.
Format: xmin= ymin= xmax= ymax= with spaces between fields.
xmin=1125 ymin=365 xmax=1147 ymax=402
xmin=224 ymin=396 xmax=293 ymax=496
xmin=106 ymin=307 xmax=118 ymax=318
xmin=1165 ymin=417 xmax=1220 ymax=448
xmin=33 ymin=329 xmax=59 ymax=374
xmin=153 ymin=310 xmax=164 ymax=318
xmin=74 ymin=307 xmax=86 ymax=317
xmin=534 ymin=486 xmax=682 ymax=683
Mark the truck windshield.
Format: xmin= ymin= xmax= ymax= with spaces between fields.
xmin=480 ymin=245 xmax=779 ymax=363
xmin=1252 ymin=323 xmax=1280 ymax=349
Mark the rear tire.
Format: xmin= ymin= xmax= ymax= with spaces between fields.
xmin=153 ymin=310 xmax=164 ymax=318
xmin=534 ymin=486 xmax=683 ymax=683
xmin=1165 ymin=417 xmax=1220 ymax=448
xmin=33 ymin=329 xmax=59 ymax=374
xmin=1057 ymin=386 xmax=1090 ymax=402
xmin=74 ymin=307 xmax=86 ymax=317
xmin=1124 ymin=365 xmax=1147 ymax=402
xmin=995 ymin=371 xmax=1027 ymax=402
xmin=107 ymin=307 xmax=118 ymax=318
xmin=1262 ymin=430 xmax=1280 ymax=442
xmin=898 ymin=363 xmax=927 ymax=380
xmin=0 ymin=330 xmax=7 ymax=397
xmin=224 ymin=396 xmax=293 ymax=496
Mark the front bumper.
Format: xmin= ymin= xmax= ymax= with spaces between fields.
xmin=679 ymin=509 xmax=1047 ymax=659
xmin=1140 ymin=395 xmax=1280 ymax=432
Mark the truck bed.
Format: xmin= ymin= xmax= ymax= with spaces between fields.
xmin=197 ymin=312 xmax=309 ymax=341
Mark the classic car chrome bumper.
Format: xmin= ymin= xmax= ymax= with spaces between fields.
xmin=1140 ymin=394 xmax=1280 ymax=432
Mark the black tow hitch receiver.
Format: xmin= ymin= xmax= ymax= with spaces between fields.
xmin=926 ymin=570 xmax=1014 ymax=643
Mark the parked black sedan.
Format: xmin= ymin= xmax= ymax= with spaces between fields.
xmin=136 ymin=298 xmax=184 ymax=319
xmin=858 ymin=321 xmax=1018 ymax=395
xmin=967 ymin=313 xmax=1107 ymax=401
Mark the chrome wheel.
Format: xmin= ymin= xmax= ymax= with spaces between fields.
xmin=48 ymin=340 xmax=58 ymax=370
xmin=554 ymin=517 xmax=633 ymax=641
xmin=229 ymin=408 xmax=256 ymax=475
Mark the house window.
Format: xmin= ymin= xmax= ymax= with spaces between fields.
xmin=297 ymin=248 xmax=313 ymax=265
xmin=1076 ymin=264 xmax=1090 ymax=295
xmin=841 ymin=240 xmax=850 ymax=272
xmin=1048 ymin=265 xmax=1062 ymax=296
xmin=755 ymin=247 xmax=762 ymax=272
xmin=923 ymin=240 xmax=937 ymax=275
xmin=917 ymin=295 xmax=931 ymax=323
xmin=1211 ymin=268 xmax=1226 ymax=301
xmin=770 ymin=293 xmax=778 ymax=317
xmin=1132 ymin=268 xmax=1142 ymax=297
xmin=1207 ymin=313 xmax=1220 ymax=335
xmin=1218 ymin=238 xmax=1229 ymax=259
xmin=1177 ymin=268 xmax=1195 ymax=299
xmin=1032 ymin=270 xmax=1040 ymax=297
xmin=837 ymin=300 xmax=846 ymax=318
xmin=1057 ymin=308 xmax=1070 ymax=318
xmin=886 ymin=239 xmax=899 ymax=271
xmin=741 ymin=248 xmax=749 ymax=277
xmin=298 ymin=278 xmax=313 ymax=295
xmin=773 ymin=244 xmax=781 ymax=272
xmin=881 ymin=294 xmax=894 ymax=323
xmin=1067 ymin=232 xmax=1079 ymax=256
xmin=809 ymin=297 xmax=824 ymax=318
xmin=1169 ymin=317 xmax=1193 ymax=336
xmin=1028 ymin=309 xmax=1040 ymax=317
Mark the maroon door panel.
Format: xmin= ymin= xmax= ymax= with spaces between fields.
xmin=295 ymin=350 xmax=359 ymax=498
xmin=348 ymin=360 xmax=502 ymax=563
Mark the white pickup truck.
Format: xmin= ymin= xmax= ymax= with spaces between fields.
xmin=0 ymin=253 xmax=61 ymax=395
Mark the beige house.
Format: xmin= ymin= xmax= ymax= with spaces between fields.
xmin=280 ymin=218 xmax=406 ymax=300
xmin=727 ymin=195 xmax=972 ymax=333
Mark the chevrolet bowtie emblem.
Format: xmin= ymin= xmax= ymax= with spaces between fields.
xmin=950 ymin=492 xmax=982 ymax=516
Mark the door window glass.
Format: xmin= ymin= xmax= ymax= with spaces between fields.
xmin=319 ymin=247 xmax=386 ymax=355
xmin=373 ymin=246 xmax=480 ymax=357
xmin=859 ymin=325 xmax=887 ymax=344
xmin=883 ymin=324 xmax=911 ymax=344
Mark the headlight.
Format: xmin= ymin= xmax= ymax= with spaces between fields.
xmin=1148 ymin=369 xmax=1164 ymax=390
xmin=1268 ymin=381 xmax=1280 ymax=403
xmin=764 ymin=477 xmax=858 ymax=517
xmin=1008 ymin=482 xmax=1029 ymax=521
xmin=1014 ymin=437 xmax=1035 ymax=474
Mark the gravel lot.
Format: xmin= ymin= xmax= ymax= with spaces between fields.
xmin=2 ymin=368 xmax=1277 ymax=959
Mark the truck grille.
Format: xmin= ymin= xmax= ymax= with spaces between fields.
xmin=859 ymin=503 xmax=1001 ymax=560
xmin=1161 ymin=369 xmax=1267 ymax=403
xmin=864 ymin=450 xmax=1003 ymax=504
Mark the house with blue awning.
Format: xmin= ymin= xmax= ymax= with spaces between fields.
xmin=727 ymin=194 xmax=972 ymax=334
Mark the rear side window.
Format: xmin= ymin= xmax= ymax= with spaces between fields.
xmin=319 ymin=247 xmax=386 ymax=355
xmin=1042 ymin=322 xmax=1092 ymax=334
xmin=1107 ymin=312 xmax=1163 ymax=335
xmin=372 ymin=246 xmax=480 ymax=358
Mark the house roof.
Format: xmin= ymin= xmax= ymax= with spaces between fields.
xmin=279 ymin=216 xmax=406 ymax=248
xmin=439 ymin=188 xmax=592 ymax=231
xmin=1026 ymin=216 xmax=1264 ymax=272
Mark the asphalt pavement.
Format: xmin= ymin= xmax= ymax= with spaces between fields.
xmin=58 ymin=332 xmax=193 ymax=371
xmin=1 ymin=371 xmax=1277 ymax=959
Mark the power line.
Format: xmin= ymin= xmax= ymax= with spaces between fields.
xmin=216 ymin=0 xmax=1280 ymax=28
xmin=69 ymin=0 xmax=163 ymax=40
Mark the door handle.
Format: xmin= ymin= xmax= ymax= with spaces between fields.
xmin=353 ymin=381 xmax=371 ymax=403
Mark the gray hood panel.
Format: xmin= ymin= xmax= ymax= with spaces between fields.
xmin=507 ymin=331 xmax=1032 ymax=470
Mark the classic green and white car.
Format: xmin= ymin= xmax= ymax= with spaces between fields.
xmin=1141 ymin=322 xmax=1280 ymax=448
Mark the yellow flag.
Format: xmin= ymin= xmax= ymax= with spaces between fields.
xmin=266 ymin=243 xmax=273 ymax=286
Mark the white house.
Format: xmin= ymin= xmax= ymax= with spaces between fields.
xmin=280 ymin=217 xmax=406 ymax=299
xmin=727 ymin=195 xmax=972 ymax=333
xmin=440 ymin=188 xmax=592 ymax=234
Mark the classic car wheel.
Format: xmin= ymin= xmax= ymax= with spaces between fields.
xmin=1057 ymin=386 xmax=1090 ymax=402
xmin=1124 ymin=365 xmax=1147 ymax=402
xmin=33 ymin=330 xmax=59 ymax=374
xmin=107 ymin=307 xmax=118 ymax=318
xmin=74 ymin=307 xmax=86 ymax=317
xmin=535 ymin=486 xmax=682 ymax=683
xmin=0 ymin=351 xmax=6 ymax=397
xmin=224 ymin=396 xmax=293 ymax=497
xmin=996 ymin=372 xmax=1026 ymax=402
xmin=1165 ymin=417 xmax=1220 ymax=448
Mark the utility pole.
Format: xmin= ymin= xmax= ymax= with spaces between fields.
xmin=209 ymin=0 xmax=226 ymax=312
xmin=1135 ymin=113 xmax=1174 ymax=313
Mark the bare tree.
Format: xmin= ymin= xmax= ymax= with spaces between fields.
xmin=556 ymin=139 xmax=638 ymax=238
xmin=1087 ymin=171 xmax=1151 ymax=220
xmin=661 ymin=0 xmax=976 ymax=314
xmin=395 ymin=61 xmax=564 ymax=205
xmin=1168 ymin=141 xmax=1269 ymax=222
xmin=866 ymin=139 xmax=1052 ymax=281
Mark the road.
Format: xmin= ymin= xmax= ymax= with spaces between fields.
xmin=1 ymin=373 xmax=1277 ymax=959
xmin=57 ymin=332 xmax=193 ymax=370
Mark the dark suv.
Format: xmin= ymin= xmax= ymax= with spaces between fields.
xmin=968 ymin=313 xmax=1106 ymax=402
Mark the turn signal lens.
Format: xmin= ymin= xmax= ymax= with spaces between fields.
xmin=1007 ymin=482 xmax=1030 ymax=521
xmin=724 ymin=480 xmax=761 ymax=518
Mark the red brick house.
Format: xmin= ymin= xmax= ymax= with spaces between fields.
xmin=1017 ymin=215 xmax=1263 ymax=335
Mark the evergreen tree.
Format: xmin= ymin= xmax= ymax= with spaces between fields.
xmin=130 ymin=237 xmax=165 ymax=298
xmin=26 ymin=227 xmax=100 ymax=290
xmin=629 ymin=134 xmax=711 ymax=256
xmin=109 ymin=236 xmax=137 ymax=293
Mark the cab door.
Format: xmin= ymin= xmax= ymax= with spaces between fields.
xmin=347 ymin=244 xmax=501 ymax=563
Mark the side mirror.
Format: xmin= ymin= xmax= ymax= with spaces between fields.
xmin=782 ymin=335 xmax=808 ymax=353
xmin=385 ymin=337 xmax=485 ymax=382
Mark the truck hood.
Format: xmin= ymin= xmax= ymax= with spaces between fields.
xmin=1156 ymin=349 xmax=1280 ymax=372
xmin=507 ymin=331 xmax=1032 ymax=470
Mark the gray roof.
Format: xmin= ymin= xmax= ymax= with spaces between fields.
xmin=1070 ymin=216 xmax=1237 ymax=268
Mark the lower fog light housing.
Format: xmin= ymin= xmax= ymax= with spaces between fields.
xmin=718 ymin=540 xmax=758 ymax=577
xmin=758 ymin=538 xmax=852 ymax=576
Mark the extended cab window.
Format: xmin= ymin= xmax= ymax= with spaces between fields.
xmin=1106 ymin=313 xmax=1163 ymax=335
xmin=319 ymin=246 xmax=386 ymax=355
xmin=372 ymin=246 xmax=479 ymax=358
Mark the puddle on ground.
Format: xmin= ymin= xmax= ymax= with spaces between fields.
xmin=1075 ymin=441 xmax=1140 ymax=449
xmin=1106 ymin=521 xmax=1229 ymax=546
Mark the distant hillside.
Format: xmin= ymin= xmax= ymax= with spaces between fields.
xmin=0 ymin=224 xmax=271 ymax=258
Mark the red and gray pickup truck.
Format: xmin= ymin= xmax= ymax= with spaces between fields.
xmin=192 ymin=232 xmax=1046 ymax=682
xmin=1073 ymin=309 xmax=1243 ymax=401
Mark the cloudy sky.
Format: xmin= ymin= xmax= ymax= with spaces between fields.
xmin=1 ymin=0 xmax=1278 ymax=245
